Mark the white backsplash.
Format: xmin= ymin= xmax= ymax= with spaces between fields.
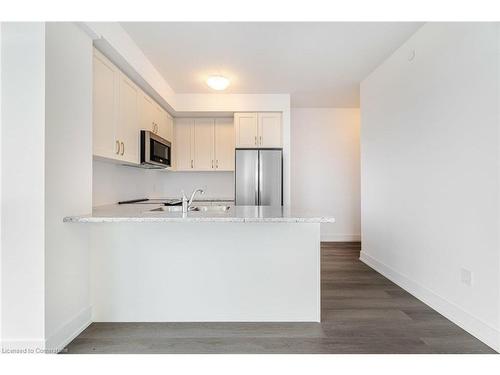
xmin=93 ymin=159 xmax=234 ymax=206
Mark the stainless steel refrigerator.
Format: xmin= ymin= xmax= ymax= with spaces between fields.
xmin=235 ymin=149 xmax=283 ymax=206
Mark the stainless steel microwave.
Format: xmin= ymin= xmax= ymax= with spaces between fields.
xmin=140 ymin=130 xmax=171 ymax=169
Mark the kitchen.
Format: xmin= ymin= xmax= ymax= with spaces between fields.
xmin=1 ymin=20 xmax=499 ymax=357
xmin=63 ymin=42 xmax=333 ymax=323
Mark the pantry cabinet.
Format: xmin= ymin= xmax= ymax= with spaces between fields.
xmin=234 ymin=112 xmax=282 ymax=148
xmin=174 ymin=118 xmax=235 ymax=171
xmin=93 ymin=48 xmax=173 ymax=165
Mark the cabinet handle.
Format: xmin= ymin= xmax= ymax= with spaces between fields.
xmin=254 ymin=136 xmax=257 ymax=146
xmin=216 ymin=160 xmax=219 ymax=169
xmin=211 ymin=160 xmax=214 ymax=169
xmin=115 ymin=140 xmax=120 ymax=155
xmin=259 ymin=136 xmax=262 ymax=145
xmin=191 ymin=160 xmax=193 ymax=169
xmin=120 ymin=142 xmax=124 ymax=156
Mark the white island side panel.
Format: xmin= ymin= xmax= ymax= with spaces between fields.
xmin=90 ymin=222 xmax=320 ymax=322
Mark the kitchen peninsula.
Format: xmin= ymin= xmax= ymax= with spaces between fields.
xmin=65 ymin=202 xmax=335 ymax=322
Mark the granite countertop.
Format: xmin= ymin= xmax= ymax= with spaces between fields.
xmin=63 ymin=202 xmax=336 ymax=224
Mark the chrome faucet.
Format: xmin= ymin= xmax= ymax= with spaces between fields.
xmin=188 ymin=188 xmax=205 ymax=206
xmin=181 ymin=188 xmax=205 ymax=213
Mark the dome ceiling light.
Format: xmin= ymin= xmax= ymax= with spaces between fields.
xmin=206 ymin=75 xmax=230 ymax=91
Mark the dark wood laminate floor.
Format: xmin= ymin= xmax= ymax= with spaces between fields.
xmin=64 ymin=242 xmax=496 ymax=354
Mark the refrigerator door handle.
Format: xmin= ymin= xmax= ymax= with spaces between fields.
xmin=255 ymin=152 xmax=259 ymax=205
xmin=258 ymin=151 xmax=263 ymax=205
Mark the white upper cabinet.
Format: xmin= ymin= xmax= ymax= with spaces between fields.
xmin=157 ymin=106 xmax=173 ymax=142
xmin=173 ymin=117 xmax=235 ymax=172
xmin=139 ymin=92 xmax=173 ymax=142
xmin=117 ymin=72 xmax=140 ymax=164
xmin=139 ymin=92 xmax=156 ymax=134
xmin=93 ymin=48 xmax=173 ymax=165
xmin=215 ymin=118 xmax=235 ymax=171
xmin=164 ymin=112 xmax=174 ymax=143
xmin=93 ymin=50 xmax=119 ymax=159
xmin=234 ymin=112 xmax=282 ymax=148
xmin=258 ymin=113 xmax=282 ymax=148
xmin=174 ymin=118 xmax=194 ymax=171
xmin=193 ymin=119 xmax=215 ymax=171
xmin=234 ymin=113 xmax=259 ymax=147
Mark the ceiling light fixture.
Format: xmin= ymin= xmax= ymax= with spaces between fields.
xmin=206 ymin=75 xmax=230 ymax=91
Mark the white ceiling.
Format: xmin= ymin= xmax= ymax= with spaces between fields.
xmin=121 ymin=22 xmax=423 ymax=107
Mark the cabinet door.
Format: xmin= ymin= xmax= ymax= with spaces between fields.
xmin=139 ymin=92 xmax=156 ymax=134
xmin=215 ymin=118 xmax=235 ymax=171
xmin=234 ymin=113 xmax=258 ymax=148
xmin=258 ymin=112 xmax=282 ymax=148
xmin=93 ymin=51 xmax=119 ymax=159
xmin=156 ymin=106 xmax=171 ymax=141
xmin=165 ymin=112 xmax=174 ymax=142
xmin=174 ymin=118 xmax=194 ymax=170
xmin=193 ymin=119 xmax=215 ymax=170
xmin=117 ymin=72 xmax=139 ymax=164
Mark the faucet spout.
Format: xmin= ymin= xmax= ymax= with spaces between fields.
xmin=188 ymin=188 xmax=205 ymax=207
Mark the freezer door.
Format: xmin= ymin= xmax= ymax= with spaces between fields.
xmin=259 ymin=149 xmax=283 ymax=206
xmin=235 ymin=150 xmax=259 ymax=205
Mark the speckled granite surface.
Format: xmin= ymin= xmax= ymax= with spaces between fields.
xmin=64 ymin=203 xmax=335 ymax=223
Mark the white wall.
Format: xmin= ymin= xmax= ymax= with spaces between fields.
xmin=44 ymin=22 xmax=92 ymax=351
xmin=1 ymin=23 xmax=46 ymax=350
xmin=291 ymin=108 xmax=360 ymax=241
xmin=360 ymin=23 xmax=500 ymax=351
xmin=93 ymin=159 xmax=234 ymax=206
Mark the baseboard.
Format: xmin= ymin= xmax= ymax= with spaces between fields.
xmin=321 ymin=233 xmax=361 ymax=242
xmin=360 ymin=251 xmax=500 ymax=353
xmin=44 ymin=306 xmax=92 ymax=354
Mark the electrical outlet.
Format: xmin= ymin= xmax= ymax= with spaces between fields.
xmin=460 ymin=268 xmax=473 ymax=286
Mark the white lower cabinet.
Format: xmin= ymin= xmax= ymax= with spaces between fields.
xmin=174 ymin=117 xmax=235 ymax=171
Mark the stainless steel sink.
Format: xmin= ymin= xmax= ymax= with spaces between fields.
xmin=149 ymin=205 xmax=231 ymax=213
xmin=190 ymin=205 xmax=231 ymax=212
xmin=149 ymin=206 xmax=183 ymax=212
